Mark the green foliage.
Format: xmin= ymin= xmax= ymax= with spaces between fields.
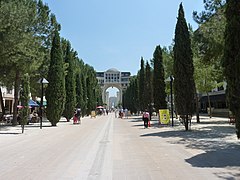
xmin=124 ymin=76 xmax=139 ymax=114
xmin=144 ymin=61 xmax=153 ymax=109
xmin=138 ymin=57 xmax=145 ymax=111
xmin=85 ymin=65 xmax=98 ymax=115
xmin=193 ymin=0 xmax=226 ymax=24
xmin=192 ymin=0 xmax=225 ymax=89
xmin=173 ymin=3 xmax=196 ymax=129
xmin=162 ymin=46 xmax=174 ymax=79
xmin=46 ymin=30 xmax=66 ymax=126
xmin=223 ymin=0 xmax=240 ymax=138
xmin=19 ymin=73 xmax=30 ymax=126
xmin=76 ymin=73 xmax=84 ymax=109
xmin=0 ymin=0 xmax=58 ymax=125
xmin=153 ymin=45 xmax=167 ymax=110
xmin=63 ymin=41 xmax=76 ymax=121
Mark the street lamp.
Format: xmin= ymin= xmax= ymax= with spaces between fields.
xmin=166 ymin=75 xmax=174 ymax=127
xmin=38 ymin=78 xmax=49 ymax=129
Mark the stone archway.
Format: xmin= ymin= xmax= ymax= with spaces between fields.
xmin=102 ymin=84 xmax=122 ymax=109
xmin=96 ymin=68 xmax=131 ymax=108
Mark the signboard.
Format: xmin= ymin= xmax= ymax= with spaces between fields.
xmin=91 ymin=111 xmax=96 ymax=118
xmin=159 ymin=109 xmax=170 ymax=125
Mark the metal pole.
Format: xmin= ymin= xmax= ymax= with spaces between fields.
xmin=40 ymin=81 xmax=43 ymax=129
xmin=170 ymin=76 xmax=174 ymax=127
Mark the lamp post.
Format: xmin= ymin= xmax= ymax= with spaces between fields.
xmin=166 ymin=76 xmax=174 ymax=127
xmin=38 ymin=78 xmax=49 ymax=129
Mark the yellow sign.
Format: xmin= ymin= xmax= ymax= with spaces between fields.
xmin=159 ymin=109 xmax=170 ymax=124
xmin=91 ymin=111 xmax=96 ymax=118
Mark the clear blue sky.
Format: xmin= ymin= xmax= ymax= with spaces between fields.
xmin=43 ymin=0 xmax=204 ymax=77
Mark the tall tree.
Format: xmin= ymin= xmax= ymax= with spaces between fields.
xmin=63 ymin=42 xmax=76 ymax=122
xmin=173 ymin=3 xmax=196 ymax=130
xmin=81 ymin=74 xmax=87 ymax=117
xmin=46 ymin=30 xmax=66 ymax=126
xmin=144 ymin=61 xmax=153 ymax=111
xmin=153 ymin=45 xmax=167 ymax=111
xmin=0 ymin=0 xmax=56 ymax=125
xmin=138 ymin=57 xmax=145 ymax=111
xmin=19 ymin=73 xmax=30 ymax=133
xmin=222 ymin=0 xmax=240 ymax=139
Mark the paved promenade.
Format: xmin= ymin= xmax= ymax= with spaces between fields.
xmin=0 ymin=114 xmax=239 ymax=180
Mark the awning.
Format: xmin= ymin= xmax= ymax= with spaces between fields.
xmin=37 ymin=100 xmax=47 ymax=106
xmin=29 ymin=99 xmax=39 ymax=107
xmin=96 ymin=106 xmax=104 ymax=109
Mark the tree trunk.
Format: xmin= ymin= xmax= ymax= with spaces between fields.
xmin=185 ymin=114 xmax=189 ymax=131
xmin=12 ymin=71 xmax=20 ymax=126
xmin=207 ymin=92 xmax=212 ymax=118
xmin=235 ymin=112 xmax=240 ymax=139
xmin=0 ymin=87 xmax=5 ymax=118
xmin=195 ymin=93 xmax=200 ymax=123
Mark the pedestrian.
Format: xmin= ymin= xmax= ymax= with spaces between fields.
xmin=76 ymin=108 xmax=81 ymax=124
xmin=142 ymin=109 xmax=150 ymax=128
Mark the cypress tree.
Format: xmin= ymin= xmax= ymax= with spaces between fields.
xmin=76 ymin=73 xmax=84 ymax=109
xmin=138 ymin=57 xmax=145 ymax=111
xmin=81 ymin=74 xmax=87 ymax=117
xmin=19 ymin=73 xmax=30 ymax=133
xmin=173 ymin=3 xmax=195 ymax=130
xmin=153 ymin=45 xmax=167 ymax=111
xmin=63 ymin=42 xmax=76 ymax=122
xmin=145 ymin=61 xmax=153 ymax=110
xmin=46 ymin=30 xmax=66 ymax=126
xmin=223 ymin=0 xmax=240 ymax=139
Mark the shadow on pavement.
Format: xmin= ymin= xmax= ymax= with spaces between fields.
xmin=140 ymin=121 xmax=240 ymax=169
xmin=185 ymin=145 xmax=240 ymax=168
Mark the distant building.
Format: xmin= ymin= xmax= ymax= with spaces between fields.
xmin=96 ymin=68 xmax=131 ymax=108
xmin=0 ymin=86 xmax=15 ymax=114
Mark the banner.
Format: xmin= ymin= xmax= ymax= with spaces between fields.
xmin=159 ymin=109 xmax=170 ymax=124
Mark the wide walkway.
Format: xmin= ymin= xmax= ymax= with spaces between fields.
xmin=0 ymin=113 xmax=239 ymax=180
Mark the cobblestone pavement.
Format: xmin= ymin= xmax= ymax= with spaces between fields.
xmin=0 ymin=114 xmax=239 ymax=180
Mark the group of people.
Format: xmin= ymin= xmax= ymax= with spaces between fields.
xmin=116 ymin=108 xmax=128 ymax=118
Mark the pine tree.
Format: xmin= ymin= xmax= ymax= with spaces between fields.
xmin=173 ymin=3 xmax=196 ymax=130
xmin=63 ymin=42 xmax=76 ymax=122
xmin=223 ymin=0 xmax=240 ymax=139
xmin=46 ymin=30 xmax=66 ymax=126
xmin=153 ymin=45 xmax=167 ymax=111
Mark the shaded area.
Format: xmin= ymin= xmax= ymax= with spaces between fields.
xmin=186 ymin=146 xmax=240 ymax=168
xmin=140 ymin=118 xmax=240 ymax=170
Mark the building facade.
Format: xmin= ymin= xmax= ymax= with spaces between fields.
xmin=0 ymin=86 xmax=15 ymax=114
xmin=96 ymin=68 xmax=131 ymax=108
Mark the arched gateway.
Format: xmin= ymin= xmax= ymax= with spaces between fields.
xmin=96 ymin=68 xmax=131 ymax=108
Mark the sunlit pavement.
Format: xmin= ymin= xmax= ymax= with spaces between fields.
xmin=0 ymin=114 xmax=239 ymax=180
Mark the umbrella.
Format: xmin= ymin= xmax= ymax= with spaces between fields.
xmin=28 ymin=99 xmax=39 ymax=107
xmin=96 ymin=106 xmax=103 ymax=109
xmin=17 ymin=105 xmax=32 ymax=109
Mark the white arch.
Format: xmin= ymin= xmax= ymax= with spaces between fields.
xmin=96 ymin=69 xmax=131 ymax=108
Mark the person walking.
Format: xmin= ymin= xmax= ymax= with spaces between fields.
xmin=142 ymin=109 xmax=150 ymax=128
